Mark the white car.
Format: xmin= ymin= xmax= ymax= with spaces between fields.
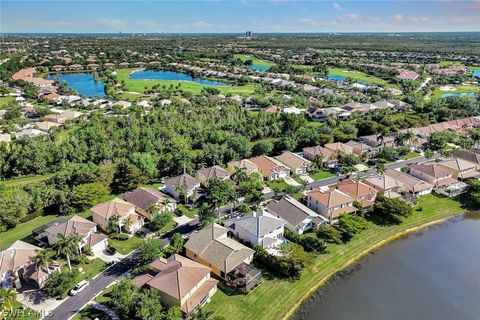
xmin=70 ymin=280 xmax=89 ymax=296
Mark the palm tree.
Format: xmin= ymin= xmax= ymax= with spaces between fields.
xmin=231 ymin=167 xmax=248 ymax=185
xmin=54 ymin=234 xmax=77 ymax=271
xmin=0 ymin=287 xmax=17 ymax=313
xmin=175 ymin=182 xmax=188 ymax=204
xmin=31 ymin=249 xmax=55 ymax=275
xmin=107 ymin=215 xmax=121 ymax=235
xmin=123 ymin=217 xmax=132 ymax=234
xmin=70 ymin=234 xmax=84 ymax=256
xmin=161 ymin=198 xmax=171 ymax=212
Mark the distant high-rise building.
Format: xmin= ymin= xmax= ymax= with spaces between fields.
xmin=245 ymin=31 xmax=252 ymax=39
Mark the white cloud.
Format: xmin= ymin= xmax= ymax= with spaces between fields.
xmin=332 ymin=2 xmax=342 ymax=10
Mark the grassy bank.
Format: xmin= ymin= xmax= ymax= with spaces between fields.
xmin=431 ymin=85 xmax=480 ymax=98
xmin=234 ymin=54 xmax=275 ymax=67
xmin=204 ymin=194 xmax=465 ymax=320
xmin=327 ymin=68 xmax=390 ymax=87
xmin=115 ymin=68 xmax=257 ymax=96
xmin=1 ymin=173 xmax=55 ymax=187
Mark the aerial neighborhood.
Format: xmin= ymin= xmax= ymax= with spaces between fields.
xmin=0 ymin=30 xmax=479 ymax=320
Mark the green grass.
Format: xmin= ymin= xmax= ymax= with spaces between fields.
xmin=204 ymin=194 xmax=465 ymax=320
xmin=77 ymin=258 xmax=107 ymax=281
xmin=233 ymin=54 xmax=275 ymax=67
xmin=115 ymin=68 xmax=257 ymax=96
xmin=0 ymin=96 xmax=16 ymax=107
xmin=431 ymin=85 xmax=480 ymax=98
xmin=309 ymin=170 xmax=335 ymax=180
xmin=328 ymin=68 xmax=390 ymax=87
xmin=177 ymin=204 xmax=198 ymax=218
xmin=267 ymin=180 xmax=290 ymax=190
xmin=1 ymin=173 xmax=55 ymax=187
xmin=401 ymin=151 xmax=421 ymax=160
xmin=8 ymin=301 xmax=40 ymax=320
xmin=439 ymin=60 xmax=464 ymax=67
xmin=108 ymin=235 xmax=142 ymax=255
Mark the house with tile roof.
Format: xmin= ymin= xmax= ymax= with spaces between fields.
xmin=224 ymin=211 xmax=286 ymax=249
xmin=336 ymin=179 xmax=377 ymax=209
xmin=133 ymin=254 xmax=218 ymax=314
xmin=364 ymin=174 xmax=404 ymax=199
xmin=249 ymin=155 xmax=291 ymax=181
xmin=324 ymin=142 xmax=354 ymax=156
xmin=385 ymin=169 xmax=433 ymax=197
xmin=165 ymin=173 xmax=201 ymax=201
xmin=91 ymin=198 xmax=143 ymax=234
xmin=196 ymin=165 xmax=230 ymax=183
xmin=409 ymin=164 xmax=457 ymax=187
xmin=437 ymin=157 xmax=480 ymax=180
xmin=274 ymin=151 xmax=311 ymax=175
xmin=227 ymin=159 xmax=259 ymax=175
xmin=306 ymin=187 xmax=357 ymax=223
xmin=266 ymin=195 xmax=327 ymax=232
xmin=451 ymin=150 xmax=480 ymax=166
xmin=124 ymin=187 xmax=176 ymax=220
xmin=184 ymin=224 xmax=261 ymax=293
xmin=302 ymin=145 xmax=337 ymax=168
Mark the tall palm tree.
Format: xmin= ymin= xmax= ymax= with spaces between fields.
xmin=403 ymin=130 xmax=416 ymax=149
xmin=0 ymin=287 xmax=17 ymax=313
xmin=231 ymin=167 xmax=248 ymax=185
xmin=31 ymin=249 xmax=55 ymax=275
xmin=70 ymin=234 xmax=85 ymax=256
xmin=54 ymin=234 xmax=77 ymax=271
xmin=161 ymin=198 xmax=171 ymax=212
xmin=123 ymin=217 xmax=132 ymax=234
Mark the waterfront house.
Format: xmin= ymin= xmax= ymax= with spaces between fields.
xmin=224 ymin=210 xmax=286 ymax=249
xmin=266 ymin=195 xmax=327 ymax=233
xmin=385 ymin=169 xmax=433 ymax=197
xmin=437 ymin=158 xmax=480 ymax=180
xmin=364 ymin=174 xmax=403 ymax=199
xmin=274 ymin=151 xmax=311 ymax=175
xmin=184 ymin=224 xmax=261 ymax=293
xmin=124 ymin=187 xmax=177 ymax=220
xmin=409 ymin=164 xmax=457 ymax=187
xmin=306 ymin=187 xmax=357 ymax=223
xmin=91 ymin=198 xmax=144 ymax=234
xmin=249 ymin=155 xmax=291 ymax=181
xmin=165 ymin=173 xmax=201 ymax=202
xmin=336 ymin=179 xmax=377 ymax=209
xmin=132 ymin=255 xmax=218 ymax=315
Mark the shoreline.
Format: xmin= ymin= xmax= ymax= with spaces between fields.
xmin=283 ymin=214 xmax=463 ymax=320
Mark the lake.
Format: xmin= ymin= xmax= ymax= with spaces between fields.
xmin=325 ymin=74 xmax=346 ymax=82
xmin=474 ymin=69 xmax=480 ymax=78
xmin=252 ymin=64 xmax=270 ymax=72
xmin=129 ymin=70 xmax=229 ymax=86
xmin=47 ymin=73 xmax=106 ymax=97
xmin=301 ymin=213 xmax=480 ymax=320
xmin=441 ymin=92 xmax=476 ymax=98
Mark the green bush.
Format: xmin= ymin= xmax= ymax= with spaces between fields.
xmin=111 ymin=233 xmax=129 ymax=241
xmin=44 ymin=269 xmax=79 ymax=299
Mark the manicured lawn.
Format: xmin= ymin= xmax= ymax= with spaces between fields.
xmin=204 ymin=194 xmax=465 ymax=320
xmin=108 ymin=235 xmax=142 ymax=255
xmin=327 ymin=68 xmax=390 ymax=87
xmin=401 ymin=151 xmax=421 ymax=160
xmin=233 ymin=54 xmax=274 ymax=67
xmin=309 ymin=170 xmax=335 ymax=181
xmin=77 ymin=258 xmax=107 ymax=281
xmin=1 ymin=173 xmax=54 ymax=187
xmin=9 ymin=301 xmax=40 ymax=320
xmin=177 ymin=204 xmax=198 ymax=218
xmin=0 ymin=95 xmax=15 ymax=107
xmin=292 ymin=175 xmax=304 ymax=184
xmin=431 ymin=85 xmax=480 ymax=98
xmin=439 ymin=60 xmax=464 ymax=67
xmin=115 ymin=69 xmax=257 ymax=96
xmin=267 ymin=180 xmax=290 ymax=190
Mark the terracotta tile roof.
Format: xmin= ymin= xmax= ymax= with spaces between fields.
xmin=307 ymin=188 xmax=354 ymax=208
xmin=0 ymin=240 xmax=40 ymax=275
xmin=336 ymin=179 xmax=377 ymax=199
xmin=274 ymin=151 xmax=310 ymax=171
xmin=250 ymin=155 xmax=288 ymax=176
xmin=302 ymin=146 xmax=333 ymax=160
xmin=90 ymin=198 xmax=135 ymax=219
xmin=124 ymin=187 xmax=175 ymax=212
xmin=44 ymin=215 xmax=96 ymax=239
xmin=385 ymin=169 xmax=433 ymax=193
xmin=227 ymin=159 xmax=258 ymax=174
xmin=324 ymin=142 xmax=354 ymax=154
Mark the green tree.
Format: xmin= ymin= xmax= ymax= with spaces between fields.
xmin=149 ymin=212 xmax=173 ymax=232
xmin=168 ymin=233 xmax=185 ymax=254
xmin=337 ymin=214 xmax=369 ymax=240
xmin=0 ymin=287 xmax=17 ymax=313
xmin=111 ymin=161 xmax=148 ymax=193
xmin=135 ymin=289 xmax=165 ymax=320
xmin=72 ymin=182 xmax=108 ymax=211
xmin=107 ymin=215 xmax=121 ymax=235
xmin=373 ymin=195 xmax=412 ymax=225
xmin=204 ymin=178 xmax=236 ymax=217
xmin=44 ymin=269 xmax=79 ymax=299
xmin=54 ymin=234 xmax=78 ymax=270
xmin=31 ymin=249 xmax=55 ymax=275
xmin=136 ymin=238 xmax=166 ymax=265
xmin=316 ymin=224 xmax=343 ymax=244
xmin=110 ymin=279 xmax=136 ymax=317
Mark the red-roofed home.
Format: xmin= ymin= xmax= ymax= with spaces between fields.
xmin=306 ymin=188 xmax=357 ymax=223
xmin=336 ymin=179 xmax=377 ymax=209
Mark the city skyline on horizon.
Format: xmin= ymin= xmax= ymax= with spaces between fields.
xmin=1 ymin=0 xmax=479 ymax=33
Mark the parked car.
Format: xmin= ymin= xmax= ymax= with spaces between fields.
xmin=70 ymin=280 xmax=89 ymax=296
xmin=105 ymin=246 xmax=117 ymax=255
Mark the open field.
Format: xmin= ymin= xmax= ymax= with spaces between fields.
xmin=431 ymin=85 xmax=480 ymax=98
xmin=115 ymin=68 xmax=257 ymax=96
xmin=1 ymin=173 xmax=55 ymax=187
xmin=1 ymin=214 xmax=59 ymax=250
xmin=327 ymin=68 xmax=390 ymax=86
xmin=205 ymin=194 xmax=465 ymax=320
xmin=233 ymin=54 xmax=275 ymax=67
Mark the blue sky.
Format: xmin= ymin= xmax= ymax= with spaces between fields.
xmin=1 ymin=1 xmax=479 ymax=33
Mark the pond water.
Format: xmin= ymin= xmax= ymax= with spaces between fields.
xmin=129 ymin=70 xmax=229 ymax=86
xmin=473 ymin=69 xmax=480 ymax=78
xmin=441 ymin=92 xmax=476 ymax=98
xmin=251 ymin=64 xmax=270 ymax=72
xmin=325 ymin=74 xmax=346 ymax=82
xmin=47 ymin=73 xmax=106 ymax=97
xmin=302 ymin=213 xmax=480 ymax=320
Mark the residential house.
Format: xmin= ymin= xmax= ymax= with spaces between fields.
xmin=132 ymin=255 xmax=218 ymax=314
xmin=15 ymin=129 xmax=48 ymax=139
xmin=196 ymin=166 xmax=230 ymax=184
xmin=385 ymin=169 xmax=433 ymax=197
xmin=0 ymin=241 xmax=60 ymax=289
xmin=359 ymin=134 xmax=396 ymax=149
xmin=364 ymin=174 xmax=403 ymax=199
xmin=249 ymin=155 xmax=291 ymax=181
xmin=35 ymin=215 xmax=107 ymax=254
xmin=437 ymin=158 xmax=480 ymax=180
xmin=44 ymin=114 xmax=66 ymax=124
xmin=302 ymin=145 xmax=337 ymax=168
xmin=224 ymin=211 xmax=286 ymax=249
xmin=372 ymin=100 xmax=395 ymax=110
xmin=227 ymin=159 xmax=259 ymax=175
xmin=346 ymin=140 xmax=375 ymax=156
xmin=124 ymin=187 xmax=177 ymax=220
xmin=91 ymin=198 xmax=144 ymax=234
xmin=165 ymin=174 xmax=202 ymax=202
xmin=450 ymin=150 xmax=480 ymax=166
xmin=336 ymin=179 xmax=377 ymax=209
xmin=36 ymin=121 xmax=61 ymax=133
xmin=274 ymin=151 xmax=311 ymax=175
xmin=409 ymin=164 xmax=457 ymax=187
xmin=324 ymin=142 xmax=354 ymax=156
xmin=184 ymin=224 xmax=261 ymax=293
xmin=266 ymin=195 xmax=327 ymax=233
xmin=306 ymin=188 xmax=357 ymax=223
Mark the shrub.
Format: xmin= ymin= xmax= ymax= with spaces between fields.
xmin=44 ymin=269 xmax=79 ymax=299
xmin=316 ymin=224 xmax=343 ymax=244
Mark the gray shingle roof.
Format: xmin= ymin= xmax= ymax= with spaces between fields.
xmin=224 ymin=214 xmax=285 ymax=238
